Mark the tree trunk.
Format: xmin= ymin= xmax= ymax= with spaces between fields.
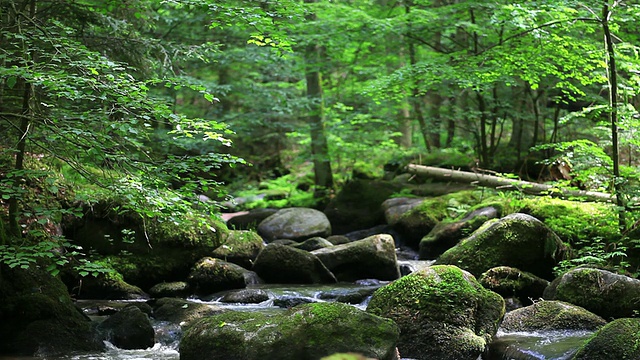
xmin=602 ymin=1 xmax=625 ymax=230
xmin=406 ymin=164 xmax=614 ymax=203
xmin=405 ymin=1 xmax=431 ymax=151
xmin=304 ymin=0 xmax=333 ymax=192
xmin=7 ymin=0 xmax=36 ymax=237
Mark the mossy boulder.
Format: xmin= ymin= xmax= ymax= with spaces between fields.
xmin=186 ymin=257 xmax=249 ymax=296
xmin=479 ymin=266 xmax=549 ymax=306
xmin=291 ymin=236 xmax=334 ymax=251
xmin=68 ymin=270 xmax=148 ymax=300
xmin=148 ymin=281 xmax=191 ymax=298
xmin=392 ymin=191 xmax=484 ymax=250
xmin=382 ymin=197 xmax=425 ymax=226
xmin=0 ymin=266 xmax=104 ymax=356
xmin=366 ymin=265 xmax=505 ymax=360
xmin=218 ymin=288 xmax=270 ymax=304
xmin=518 ymin=197 xmax=619 ymax=245
xmin=96 ymin=305 xmax=155 ymax=350
xmin=212 ymin=230 xmax=265 ymax=269
xmin=151 ymin=297 xmax=224 ymax=325
xmin=94 ymin=247 xmax=225 ymax=291
xmin=252 ymin=243 xmax=337 ymax=284
xmin=419 ymin=206 xmax=499 ymax=259
xmin=572 ymin=318 xmax=640 ymax=360
xmin=62 ymin=199 xmax=229 ymax=254
xmin=500 ymin=300 xmax=607 ymax=332
xmin=543 ymin=267 xmax=640 ymax=319
xmin=179 ymin=302 xmax=400 ymax=360
xmin=324 ymin=179 xmax=403 ymax=234
xmin=311 ymin=234 xmax=400 ymax=282
xmin=257 ymin=207 xmax=332 ymax=242
xmin=435 ymin=213 xmax=567 ymax=280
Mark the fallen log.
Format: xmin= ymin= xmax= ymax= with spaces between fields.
xmin=406 ymin=164 xmax=614 ymax=203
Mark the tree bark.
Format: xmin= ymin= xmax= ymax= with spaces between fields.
xmin=406 ymin=164 xmax=615 ymax=203
xmin=602 ymin=1 xmax=625 ymax=230
xmin=304 ymin=0 xmax=333 ymax=192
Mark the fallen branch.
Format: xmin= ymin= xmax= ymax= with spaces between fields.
xmin=406 ymin=164 xmax=614 ymax=203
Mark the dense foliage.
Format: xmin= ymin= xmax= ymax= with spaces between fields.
xmin=1 ymin=0 xmax=640 ymax=276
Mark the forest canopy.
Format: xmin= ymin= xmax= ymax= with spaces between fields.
xmin=1 ymin=0 xmax=640 ymax=274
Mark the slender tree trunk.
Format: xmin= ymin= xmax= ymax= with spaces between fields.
xmin=7 ymin=0 xmax=36 ymax=237
xmin=602 ymin=1 xmax=625 ymax=230
xmin=405 ymin=1 xmax=431 ymax=152
xmin=398 ymin=100 xmax=413 ymax=148
xmin=304 ymin=0 xmax=333 ymax=192
xmin=476 ymin=91 xmax=489 ymax=166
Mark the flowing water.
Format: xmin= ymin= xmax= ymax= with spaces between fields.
xmin=0 ymin=289 xmax=594 ymax=360
xmin=1 ymin=261 xmax=593 ymax=359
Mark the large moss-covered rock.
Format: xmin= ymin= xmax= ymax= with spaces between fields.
xmin=500 ymin=300 xmax=606 ymax=332
xmin=0 ymin=266 xmax=104 ymax=356
xmin=479 ymin=266 xmax=549 ymax=306
xmin=435 ymin=213 xmax=567 ymax=280
xmin=543 ymin=267 xmax=640 ymax=319
xmin=211 ymin=230 xmax=265 ymax=269
xmin=180 ymin=302 xmax=399 ymax=360
xmin=252 ymin=243 xmax=337 ymax=284
xmin=63 ymin=200 xmax=228 ymax=255
xmin=97 ymin=305 xmax=155 ymax=350
xmin=366 ymin=265 xmax=505 ymax=360
xmin=148 ymin=281 xmax=191 ymax=298
xmin=186 ymin=257 xmax=249 ymax=296
xmin=419 ymin=206 xmax=499 ymax=259
xmin=572 ymin=318 xmax=640 ymax=360
xmin=311 ymin=234 xmax=400 ymax=282
xmin=257 ymin=207 xmax=332 ymax=242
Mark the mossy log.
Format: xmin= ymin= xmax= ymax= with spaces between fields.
xmin=406 ymin=164 xmax=613 ymax=203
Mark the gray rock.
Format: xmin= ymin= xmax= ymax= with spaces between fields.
xmin=312 ymin=234 xmax=400 ymax=282
xmin=152 ymin=297 xmax=224 ymax=325
xmin=252 ymin=243 xmax=337 ymax=284
xmin=543 ymin=267 xmax=640 ymax=319
xmin=258 ymin=207 xmax=331 ymax=242
xmin=148 ymin=281 xmax=191 ymax=298
xmin=219 ymin=289 xmax=270 ymax=304
xmin=382 ymin=197 xmax=425 ymax=226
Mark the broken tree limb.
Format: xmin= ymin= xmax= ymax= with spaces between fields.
xmin=406 ymin=164 xmax=615 ymax=203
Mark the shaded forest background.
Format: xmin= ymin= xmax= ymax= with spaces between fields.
xmin=1 ymin=0 xmax=640 ymax=275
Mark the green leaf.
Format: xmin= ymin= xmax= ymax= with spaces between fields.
xmin=6 ymin=76 xmax=17 ymax=89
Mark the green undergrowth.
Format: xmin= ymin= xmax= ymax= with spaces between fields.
xmin=1 ymin=158 xmax=228 ymax=279
xmin=229 ymin=173 xmax=321 ymax=210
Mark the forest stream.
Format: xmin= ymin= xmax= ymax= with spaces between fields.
xmin=0 ymin=270 xmax=595 ymax=360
